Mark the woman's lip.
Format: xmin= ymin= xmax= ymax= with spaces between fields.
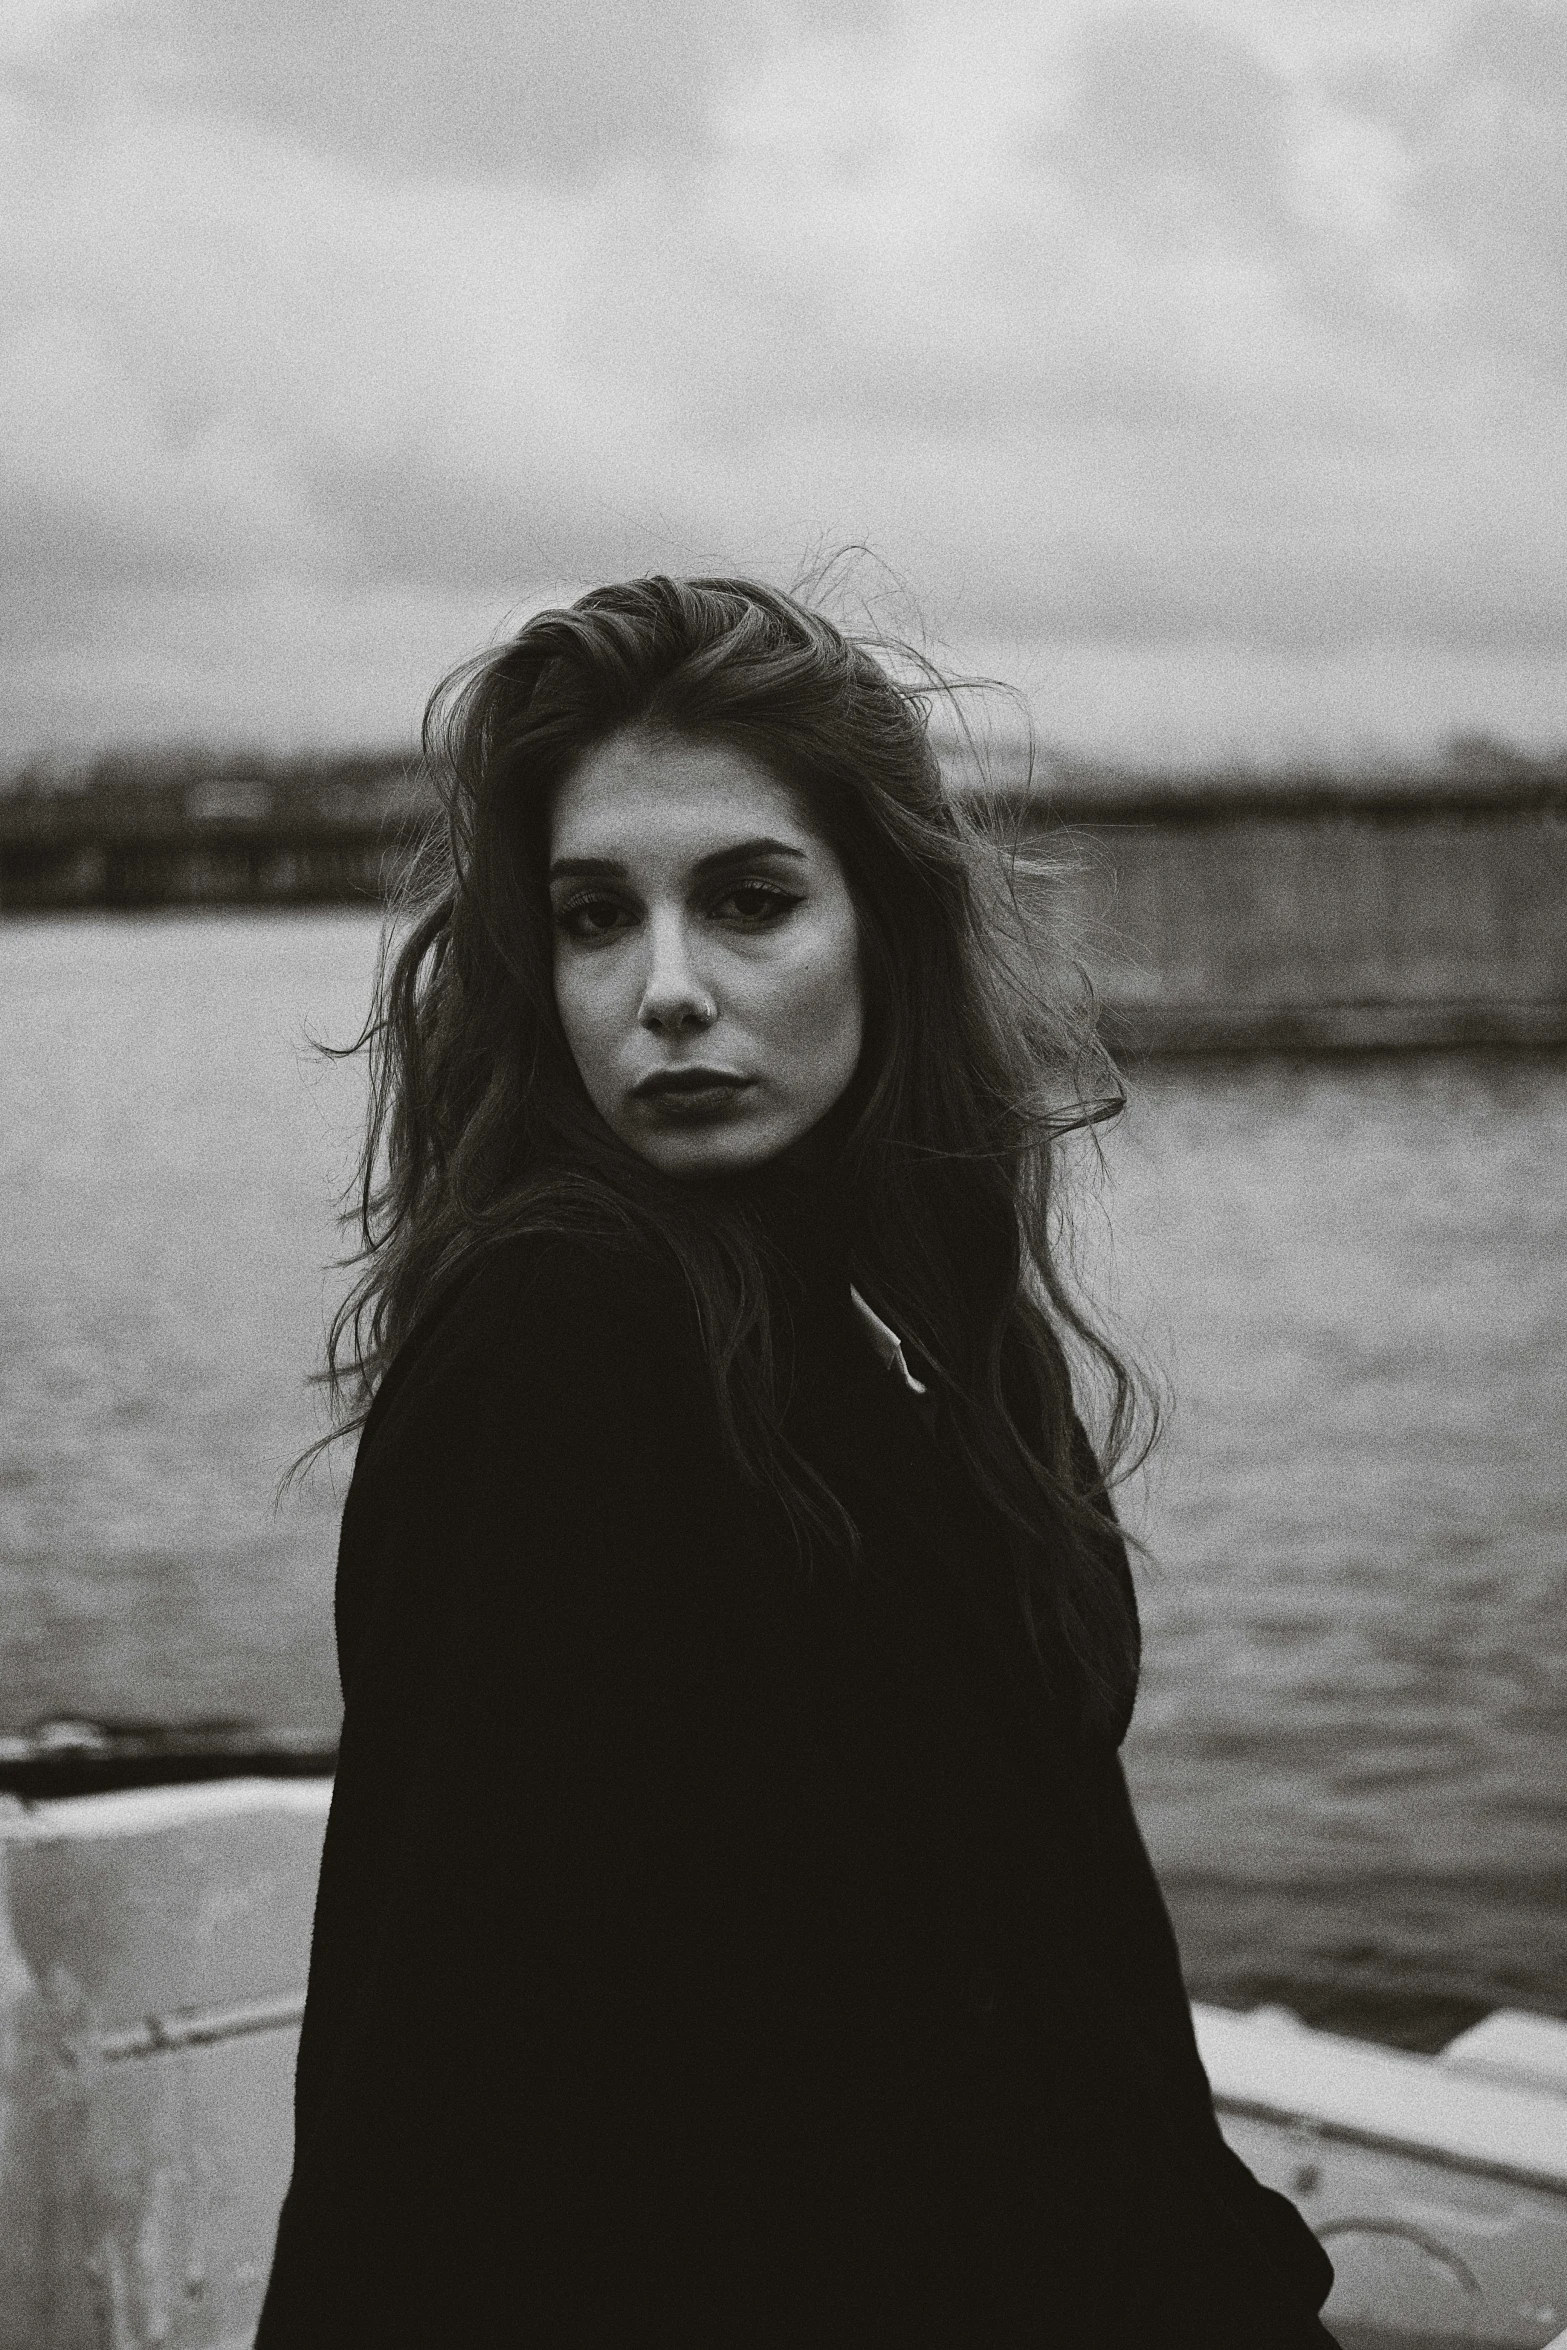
xmin=631 ymin=1069 xmax=753 ymax=1099
xmin=631 ymin=1073 xmax=757 ymax=1125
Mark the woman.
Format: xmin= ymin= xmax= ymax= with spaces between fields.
xmin=258 ymin=576 xmax=1338 ymax=2346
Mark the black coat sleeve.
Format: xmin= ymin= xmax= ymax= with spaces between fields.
xmin=256 ymin=1237 xmax=788 ymax=2346
xmin=1075 ymin=1754 xmax=1338 ymax=2334
xmin=1065 ymin=1429 xmax=1337 ymax=2338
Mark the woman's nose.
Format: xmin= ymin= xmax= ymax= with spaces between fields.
xmin=638 ymin=916 xmax=717 ymax=1033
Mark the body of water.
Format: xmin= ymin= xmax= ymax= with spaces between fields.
xmin=3 ymin=910 xmax=1563 ymax=2048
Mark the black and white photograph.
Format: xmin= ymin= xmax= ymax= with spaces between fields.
xmin=1 ymin=3 xmax=1564 ymax=2345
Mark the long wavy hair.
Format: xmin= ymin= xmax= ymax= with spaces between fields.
xmin=320 ymin=574 xmax=1150 ymax=1740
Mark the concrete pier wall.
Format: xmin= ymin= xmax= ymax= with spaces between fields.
xmin=0 ymin=1781 xmax=327 ymax=2350
xmin=1040 ymin=789 xmax=1567 ymax=1051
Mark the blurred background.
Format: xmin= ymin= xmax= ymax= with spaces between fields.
xmin=2 ymin=0 xmax=1563 ymax=2050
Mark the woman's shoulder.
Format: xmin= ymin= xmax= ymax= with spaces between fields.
xmin=443 ymin=1221 xmax=688 ymax=1344
xmin=335 ymin=1223 xmax=729 ymax=1667
xmin=356 ymin=1224 xmax=701 ymax=1475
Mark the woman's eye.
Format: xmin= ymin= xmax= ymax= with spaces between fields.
xmin=556 ymin=895 xmax=629 ymax=941
xmin=714 ymin=882 xmax=798 ymax=925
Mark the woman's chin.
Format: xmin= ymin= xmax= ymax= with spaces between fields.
xmin=630 ymin=1121 xmax=793 ymax=1181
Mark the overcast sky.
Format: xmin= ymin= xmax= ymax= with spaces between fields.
xmin=4 ymin=0 xmax=1563 ymax=765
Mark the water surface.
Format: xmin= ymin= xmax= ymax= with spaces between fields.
xmin=3 ymin=910 xmax=1562 ymax=2045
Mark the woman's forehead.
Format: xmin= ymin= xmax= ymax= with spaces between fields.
xmin=549 ymin=732 xmax=822 ymax=873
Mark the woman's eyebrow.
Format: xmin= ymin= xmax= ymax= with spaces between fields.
xmin=548 ymin=836 xmax=808 ymax=883
xmin=693 ymin=836 xmax=808 ymax=877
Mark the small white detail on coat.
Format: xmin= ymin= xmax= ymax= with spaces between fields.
xmin=848 ymin=1286 xmax=929 ymax=1397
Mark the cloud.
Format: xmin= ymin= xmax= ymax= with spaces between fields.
xmin=16 ymin=0 xmax=884 ymax=180
xmin=1 ymin=0 xmax=1564 ymax=761
xmin=1062 ymin=6 xmax=1296 ymax=224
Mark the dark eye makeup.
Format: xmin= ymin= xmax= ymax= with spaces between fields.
xmin=711 ymin=880 xmax=801 ymax=924
xmin=554 ymin=892 xmax=630 ymax=941
xmin=553 ymin=876 xmax=803 ymax=941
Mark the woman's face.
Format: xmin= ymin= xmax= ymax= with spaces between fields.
xmin=549 ymin=730 xmax=864 ymax=1179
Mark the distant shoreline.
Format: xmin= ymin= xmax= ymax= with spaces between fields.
xmin=4 ymin=761 xmax=1564 ymax=1051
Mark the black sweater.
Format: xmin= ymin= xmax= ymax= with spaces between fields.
xmin=258 ymin=1179 xmax=1337 ymax=2347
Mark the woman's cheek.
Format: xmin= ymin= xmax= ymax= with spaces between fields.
xmin=778 ymin=927 xmax=863 ymax=1079
xmin=556 ymin=962 xmax=615 ymax=1092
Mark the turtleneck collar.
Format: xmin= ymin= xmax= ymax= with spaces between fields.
xmin=702 ymin=1151 xmax=855 ymax=1312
